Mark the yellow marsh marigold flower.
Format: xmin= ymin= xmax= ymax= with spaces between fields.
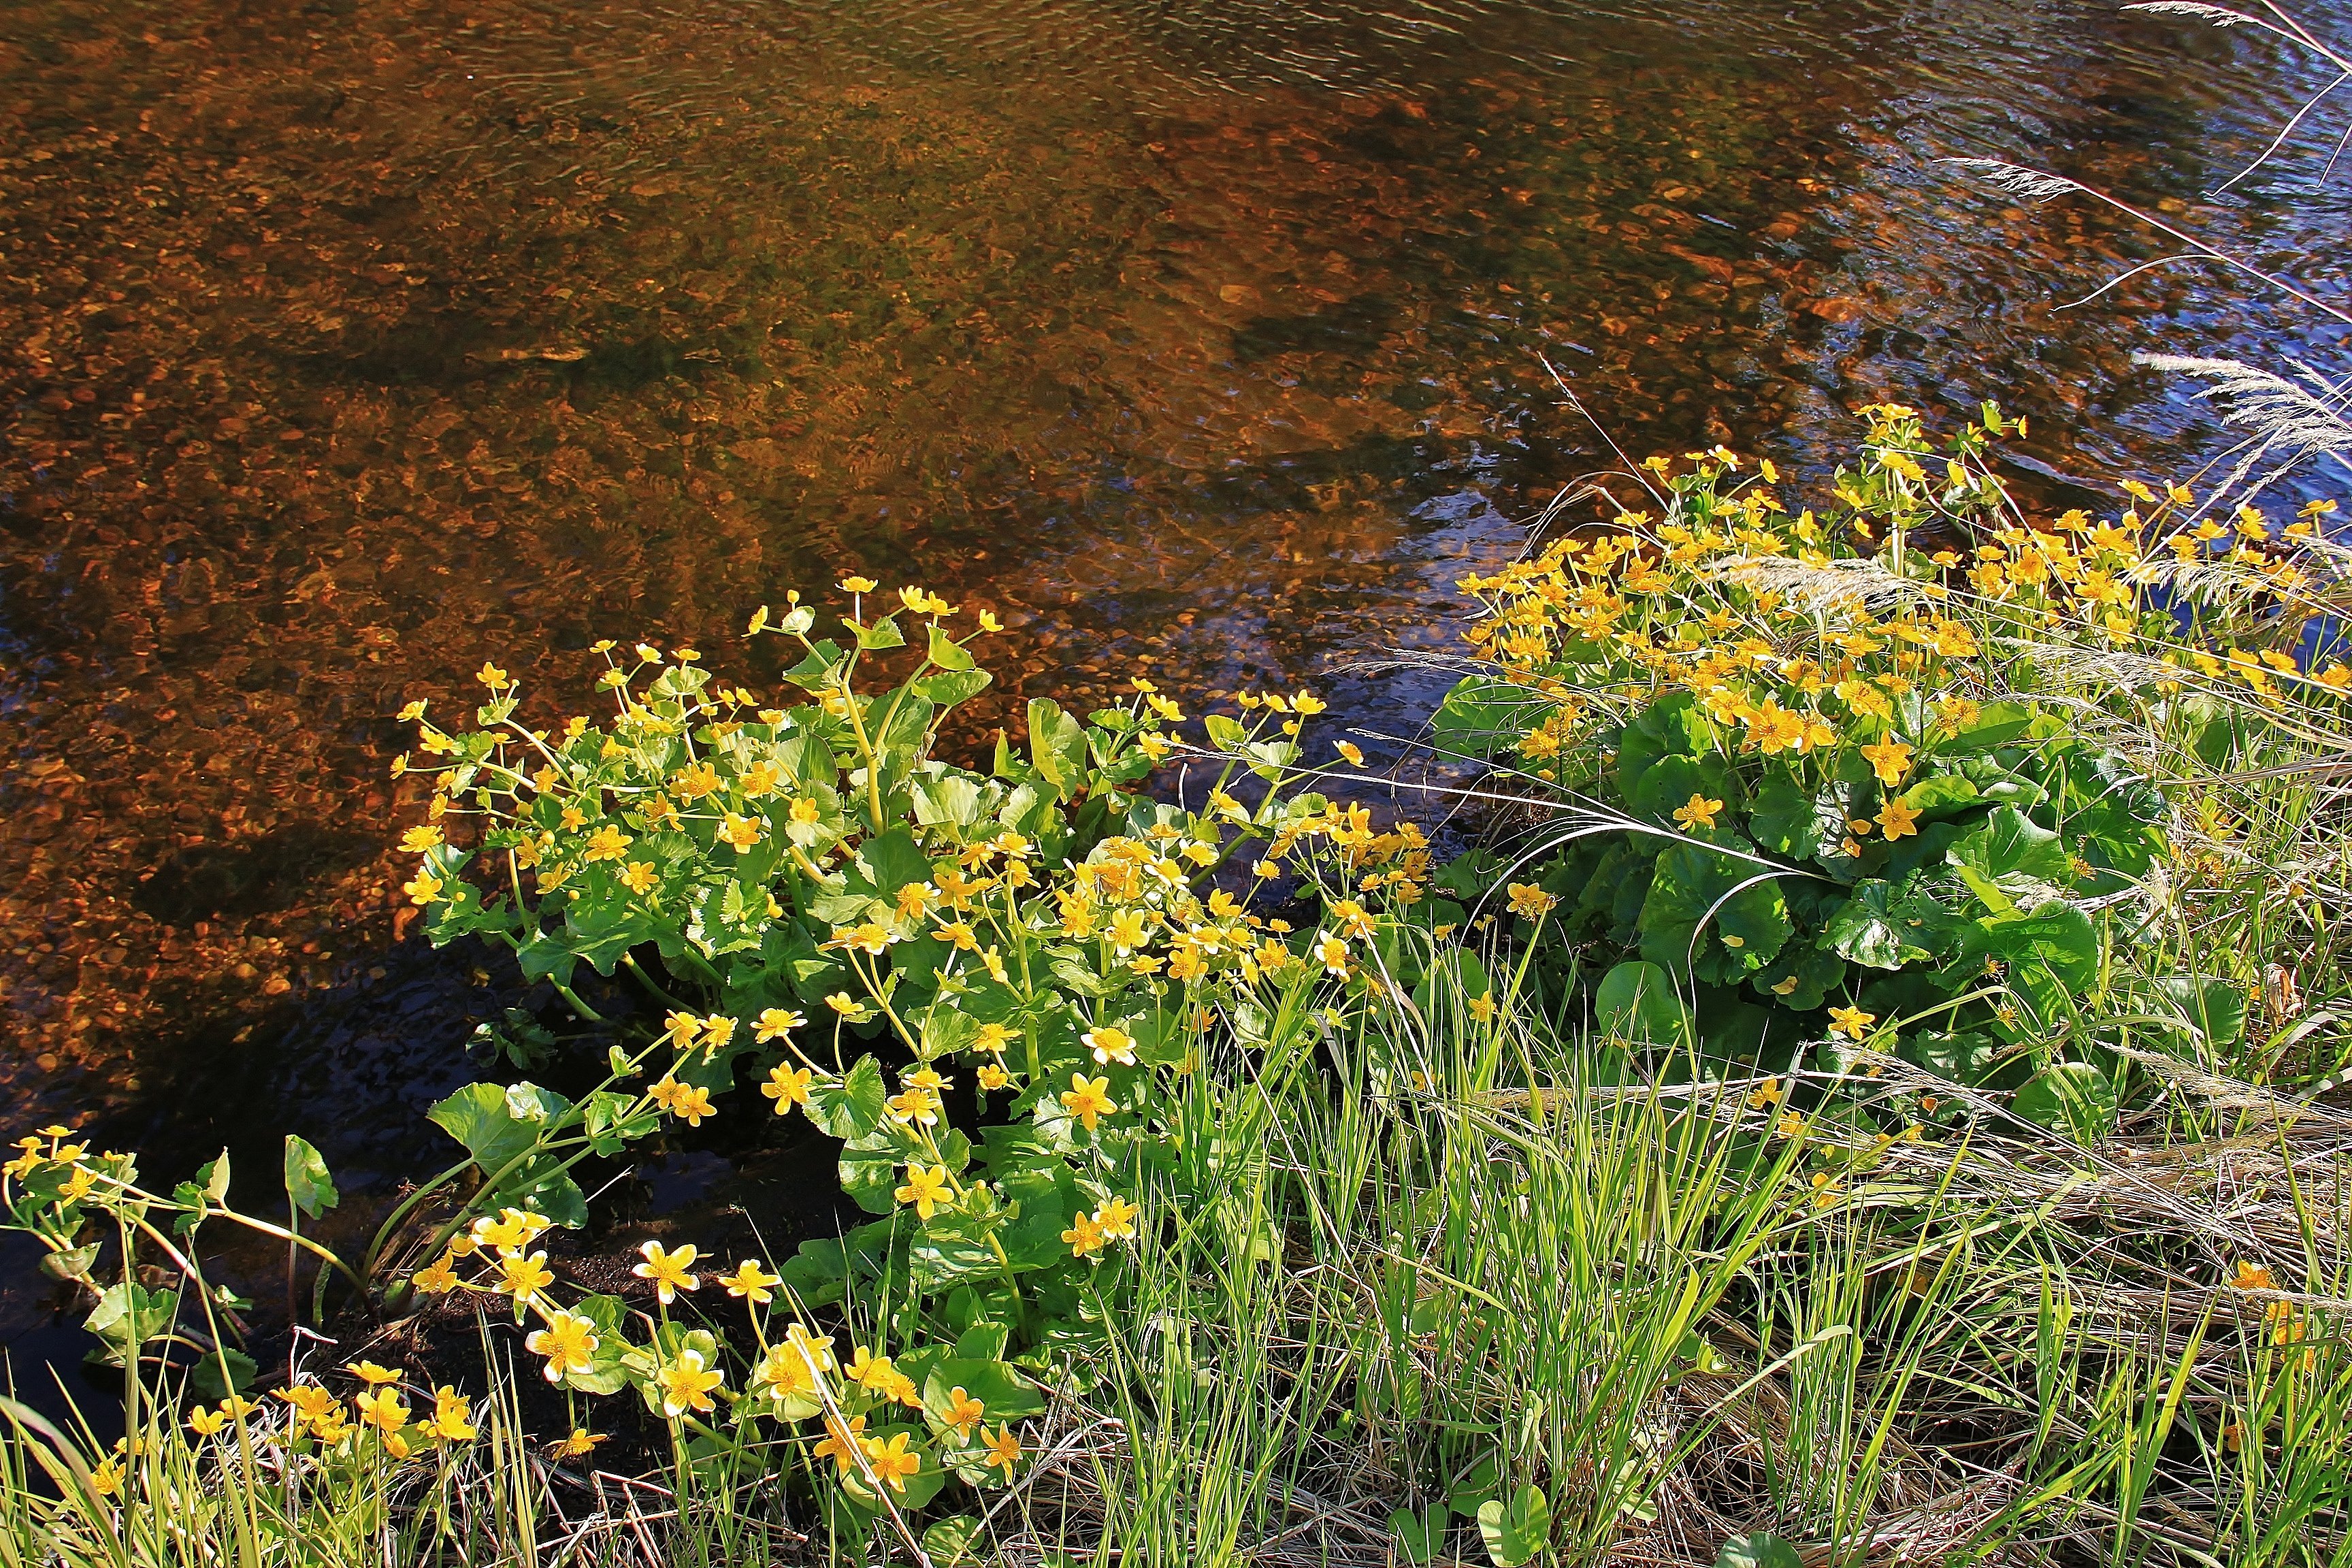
xmin=1828 ymin=1005 xmax=1876 ymax=1041
xmin=187 ymin=1405 xmax=229 ymax=1438
xmin=840 ymin=576 xmax=878 ymax=594
xmin=1746 ymin=1077 xmax=1782 ymax=1109
xmin=280 ymin=1383 xmax=340 ymax=1424
xmin=717 ymin=813 xmax=762 ymax=853
xmin=1858 ymin=740 xmax=1914 ymax=788
xmin=1061 ymin=1074 xmax=1115 ymax=1132
xmin=762 ymin=1063 xmax=815 ymax=1113
xmin=786 ymin=1322 xmax=838 ymax=1374
xmin=1062 ymin=1210 xmax=1107 ymax=1258
xmin=1094 ymin=1195 xmax=1140 ymax=1240
xmin=2234 ymin=1261 xmax=2277 ymax=1292
xmin=813 ymin=1412 xmax=868 ymax=1475
xmin=1672 ymin=794 xmax=1722 ymax=831
xmin=648 ymin=1077 xmax=715 ymax=1127
xmin=717 ymin=1258 xmax=781 ymax=1305
xmin=941 ymin=1387 xmax=987 ymax=1443
xmin=354 ymin=1387 xmax=409 ymax=1435
xmin=1744 ymin=700 xmax=1808 ymax=754
xmin=978 ymin=1062 xmax=1012 ymax=1090
xmin=845 ymin=1345 xmax=899 ymax=1394
xmin=895 ymin=1163 xmax=952 ymax=1220
xmin=412 ymin=1254 xmax=461 ymax=1294
xmin=550 ymin=1427 xmax=607 ymax=1459
xmin=348 ymin=1360 xmax=404 ymax=1387
xmin=633 ymin=1240 xmax=701 ymax=1303
xmin=886 ymin=1086 xmax=941 ymax=1127
xmin=1335 ymin=740 xmax=1365 ymax=766
xmin=827 ymin=991 xmax=868 ymax=1017
xmin=751 ymin=1343 xmax=819 ymax=1401
xmin=403 ymin=868 xmax=444 ymax=906
xmin=1083 ymin=1025 xmax=1137 ymax=1066
xmin=755 ymin=1007 xmax=806 ymax=1042
xmin=583 ymin=824 xmax=632 ymax=863
xmin=495 ymin=1250 xmax=555 ymax=1303
xmin=427 ymin=1386 xmax=478 ymax=1442
xmin=974 ymin=1022 xmax=1016 ymax=1056
xmin=1107 ymin=909 xmax=1149 ymax=952
xmin=838 ymin=921 xmax=892 ymax=956
xmin=984 ymin=1424 xmax=1022 ymax=1476
xmin=860 ymin=1429 xmax=924 ymax=1492
xmin=1877 ymin=798 xmax=1921 ymax=840
xmin=1314 ymin=934 xmax=1351 ymax=975
xmin=655 ymin=1349 xmax=723 ymax=1418
xmin=1505 ymin=883 xmax=1560 ymax=919
xmin=474 ymin=1207 xmax=552 ymax=1250
xmin=399 ymin=825 xmax=443 ymax=854
xmin=699 ymin=1014 xmax=736 ymax=1050
xmin=619 ymin=861 xmax=659 ymax=896
xmin=477 ymin=662 xmax=509 ymax=688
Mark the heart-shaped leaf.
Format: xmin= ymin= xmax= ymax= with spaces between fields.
xmin=1477 ymin=1485 xmax=1551 ymax=1568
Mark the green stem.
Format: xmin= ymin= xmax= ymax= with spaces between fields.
xmin=552 ymin=978 xmax=606 ymax=1024
xmin=622 ymin=953 xmax=693 ymax=1015
xmin=361 ymin=1156 xmax=482 ymax=1281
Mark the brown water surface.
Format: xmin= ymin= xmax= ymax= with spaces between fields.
xmin=2 ymin=0 xmax=2346 ymax=1215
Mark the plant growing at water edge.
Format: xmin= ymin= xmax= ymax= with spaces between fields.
xmin=375 ymin=582 xmax=1443 ymax=1538
xmin=1430 ymin=406 xmax=2349 ymax=1136
xmin=1 ymin=1127 xmax=361 ymax=1408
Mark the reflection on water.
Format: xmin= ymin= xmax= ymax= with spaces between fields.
xmin=1 ymin=0 xmax=2345 ymax=1200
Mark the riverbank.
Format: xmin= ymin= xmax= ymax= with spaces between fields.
xmin=6 ymin=419 xmax=2348 ymax=1565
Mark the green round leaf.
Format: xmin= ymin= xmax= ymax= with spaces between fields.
xmin=1714 ymin=1533 xmax=1803 ymax=1568
xmin=2012 ymin=1061 xmax=2117 ymax=1144
xmin=1595 ymin=961 xmax=1693 ymax=1047
xmin=1477 ymin=1485 xmax=1552 ymax=1568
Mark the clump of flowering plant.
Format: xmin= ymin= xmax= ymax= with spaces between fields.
xmin=382 ymin=582 xmax=1437 ymax=1533
xmin=1434 ymin=406 xmax=2341 ymax=1135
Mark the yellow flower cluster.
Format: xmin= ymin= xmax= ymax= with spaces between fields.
xmin=1456 ymin=429 xmax=2349 ymax=798
xmin=410 ymin=1221 xmax=1030 ymax=1495
xmin=267 ymin=1362 xmax=478 ymax=1460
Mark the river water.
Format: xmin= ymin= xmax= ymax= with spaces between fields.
xmin=2 ymin=0 xmax=2347 ymax=1318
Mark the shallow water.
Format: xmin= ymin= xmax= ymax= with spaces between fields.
xmin=3 ymin=0 xmax=2348 ymax=1347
